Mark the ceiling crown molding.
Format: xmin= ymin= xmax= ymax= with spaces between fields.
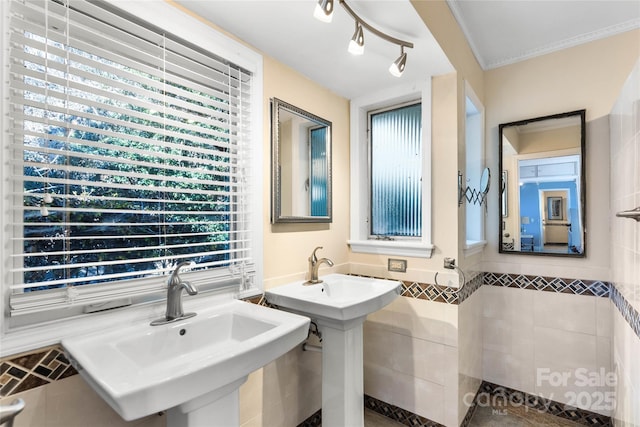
xmin=446 ymin=0 xmax=640 ymax=70
xmin=486 ymin=18 xmax=640 ymax=69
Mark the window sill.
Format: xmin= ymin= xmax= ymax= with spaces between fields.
xmin=464 ymin=240 xmax=487 ymax=257
xmin=348 ymin=240 xmax=434 ymax=258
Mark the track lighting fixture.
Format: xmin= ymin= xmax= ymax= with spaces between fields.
xmin=315 ymin=0 xmax=413 ymax=76
xmin=389 ymin=46 xmax=407 ymax=77
xmin=314 ymin=0 xmax=334 ymax=23
xmin=348 ymin=21 xmax=364 ymax=55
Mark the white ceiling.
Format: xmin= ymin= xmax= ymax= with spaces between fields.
xmin=176 ymin=0 xmax=640 ymax=100
xmin=448 ymin=0 xmax=640 ymax=70
xmin=175 ymin=0 xmax=454 ymax=99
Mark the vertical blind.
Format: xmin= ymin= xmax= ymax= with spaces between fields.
xmin=7 ymin=0 xmax=256 ymax=315
xmin=369 ymin=102 xmax=422 ymax=237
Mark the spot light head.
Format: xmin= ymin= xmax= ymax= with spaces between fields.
xmin=314 ymin=0 xmax=334 ymax=23
xmin=348 ymin=21 xmax=364 ymax=55
xmin=389 ymin=47 xmax=407 ymax=77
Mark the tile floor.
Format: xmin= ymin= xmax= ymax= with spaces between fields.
xmin=364 ymin=404 xmax=584 ymax=427
xmin=467 ymin=404 xmax=583 ymax=427
xmin=364 ymin=409 xmax=404 ymax=426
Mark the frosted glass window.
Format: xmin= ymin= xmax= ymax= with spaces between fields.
xmin=369 ymin=103 xmax=422 ymax=237
xmin=310 ymin=127 xmax=328 ymax=216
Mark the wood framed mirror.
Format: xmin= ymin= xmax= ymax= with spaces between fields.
xmin=499 ymin=109 xmax=586 ymax=257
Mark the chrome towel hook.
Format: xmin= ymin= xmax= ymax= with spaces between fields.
xmin=616 ymin=207 xmax=640 ymax=222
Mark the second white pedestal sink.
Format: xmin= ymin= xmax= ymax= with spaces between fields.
xmin=62 ymin=299 xmax=310 ymax=427
xmin=265 ymin=274 xmax=401 ymax=427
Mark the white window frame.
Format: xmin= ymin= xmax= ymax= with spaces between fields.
xmin=463 ymin=81 xmax=487 ymax=257
xmin=348 ymin=81 xmax=433 ymax=258
xmin=0 ymin=0 xmax=263 ymax=356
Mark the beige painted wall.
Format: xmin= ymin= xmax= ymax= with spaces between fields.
xmin=349 ymin=73 xmax=462 ymax=287
xmin=518 ymin=125 xmax=581 ymax=154
xmin=262 ymin=57 xmax=350 ymax=287
xmin=411 ymin=0 xmax=486 ymax=275
xmin=484 ymin=29 xmax=640 ymax=281
xmin=486 ymin=30 xmax=640 ymax=124
xmin=351 ymin=0 xmax=487 ymax=283
xmin=410 ymin=0 xmax=484 ymax=103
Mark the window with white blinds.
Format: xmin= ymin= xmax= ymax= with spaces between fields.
xmin=7 ymin=0 xmax=259 ymax=316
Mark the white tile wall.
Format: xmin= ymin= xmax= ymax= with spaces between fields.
xmin=609 ymin=59 xmax=640 ymax=427
xmin=481 ymin=285 xmax=613 ymax=416
xmin=482 ymin=286 xmax=535 ymax=392
xmin=534 ymin=291 xmax=597 ymax=335
xmin=363 ymin=296 xmax=460 ymax=426
xmin=457 ymin=287 xmax=483 ymax=425
xmin=612 ymin=309 xmax=640 ymax=427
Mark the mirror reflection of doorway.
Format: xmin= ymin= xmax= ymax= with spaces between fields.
xmin=516 ymin=154 xmax=582 ymax=254
xmin=540 ymin=189 xmax=571 ymax=252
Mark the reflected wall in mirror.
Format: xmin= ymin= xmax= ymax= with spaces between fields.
xmin=271 ymin=98 xmax=332 ymax=223
xmin=499 ymin=109 xmax=586 ymax=257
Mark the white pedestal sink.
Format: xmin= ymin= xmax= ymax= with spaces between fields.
xmin=265 ymin=274 xmax=401 ymax=427
xmin=62 ymin=299 xmax=310 ymax=427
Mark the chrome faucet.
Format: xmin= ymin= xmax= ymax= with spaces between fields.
xmin=151 ymin=261 xmax=199 ymax=326
xmin=304 ymin=246 xmax=334 ymax=285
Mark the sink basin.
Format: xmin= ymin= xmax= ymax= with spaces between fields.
xmin=266 ymin=273 xmax=401 ymax=427
xmin=62 ymin=299 xmax=310 ymax=425
xmin=265 ymin=273 xmax=401 ymax=329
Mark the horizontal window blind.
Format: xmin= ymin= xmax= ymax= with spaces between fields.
xmin=8 ymin=0 xmax=256 ymax=315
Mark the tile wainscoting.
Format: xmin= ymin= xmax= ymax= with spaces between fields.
xmin=1 ymin=272 xmax=636 ymax=427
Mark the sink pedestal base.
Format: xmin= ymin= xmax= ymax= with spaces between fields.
xmin=319 ymin=322 xmax=364 ymax=427
xmin=166 ymin=377 xmax=247 ymax=427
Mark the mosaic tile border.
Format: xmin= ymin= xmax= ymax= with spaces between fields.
xmin=0 ymin=345 xmax=76 ymax=398
xmin=483 ymin=272 xmax=611 ymax=297
xmin=399 ymin=271 xmax=483 ymax=306
xmin=351 ymin=271 xmax=483 ymax=305
xmin=610 ymin=285 xmax=640 ymax=338
xmin=460 ymin=384 xmax=481 ymax=427
xmin=296 ymin=395 xmax=447 ymax=427
xmin=296 ymin=408 xmax=321 ymax=427
xmin=364 ymin=394 xmax=444 ymax=427
xmin=478 ymin=381 xmax=612 ymax=426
